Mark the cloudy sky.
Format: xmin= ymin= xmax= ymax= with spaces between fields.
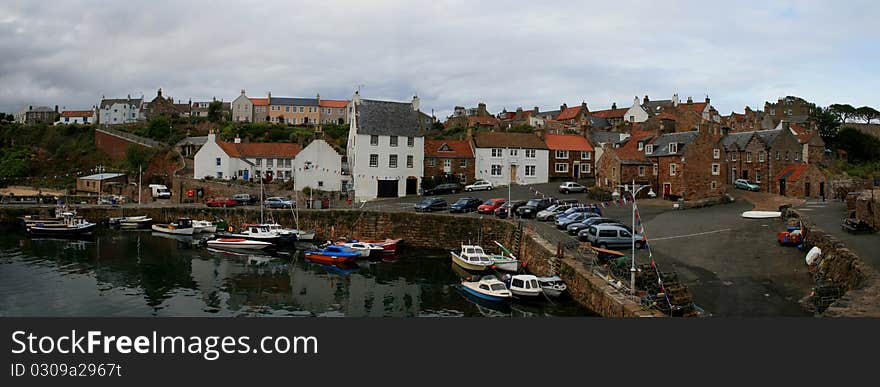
xmin=1 ymin=0 xmax=878 ymax=117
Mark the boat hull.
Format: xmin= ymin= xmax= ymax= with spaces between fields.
xmin=27 ymin=223 xmax=96 ymax=235
xmin=491 ymin=259 xmax=519 ymax=272
xmin=461 ymin=283 xmax=510 ymax=302
xmin=215 ymin=232 xmax=281 ymax=244
xmin=510 ymin=288 xmax=543 ymax=297
xmin=540 ymin=287 xmax=565 ymax=298
xmin=207 ymin=239 xmax=271 ymax=250
xmin=451 ymin=252 xmax=492 ymax=271
xmin=304 ymin=252 xmax=358 ymax=264
xmin=151 ymin=224 xmax=195 ymax=235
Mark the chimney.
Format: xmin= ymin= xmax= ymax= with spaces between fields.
xmin=127 ymin=94 xmax=131 ymax=100
xmin=705 ymin=96 xmax=711 ymax=105
xmin=28 ymin=105 xmax=33 ymax=111
xmin=643 ymin=95 xmax=649 ymax=105
xmin=687 ymin=96 xmax=693 ymax=105
xmin=611 ymin=102 xmax=617 ymax=110
xmin=54 ymin=105 xmax=58 ymax=113
xmin=465 ymin=128 xmax=473 ymax=142
xmin=157 ymin=88 xmax=163 ymax=98
xmin=207 ymin=131 xmax=217 ymax=143
xmin=240 ymin=89 xmax=246 ymax=96
xmin=560 ymin=103 xmax=568 ymax=112
xmin=533 ymin=106 xmax=539 ymax=114
xmin=633 ymin=96 xmax=640 ymax=107
xmin=234 ymin=136 xmax=242 ymax=144
xmin=477 ymin=102 xmax=486 ymax=114
xmin=581 ymin=101 xmax=588 ymax=111
xmin=412 ymin=95 xmax=420 ymax=111
xmin=672 ymin=93 xmax=680 ymax=107
xmin=267 ymin=91 xmax=272 ymax=100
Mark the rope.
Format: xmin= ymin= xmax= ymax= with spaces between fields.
xmin=634 ymin=203 xmax=674 ymax=312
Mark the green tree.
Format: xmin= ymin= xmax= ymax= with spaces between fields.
xmin=829 ymin=104 xmax=856 ymax=123
xmin=855 ymin=106 xmax=879 ymax=124
xmin=125 ymin=144 xmax=154 ymax=170
xmin=835 ymin=127 xmax=880 ymax=162
xmin=507 ymin=124 xmax=536 ymax=133
xmin=811 ymin=106 xmax=841 ymax=148
xmin=146 ymin=116 xmax=171 ymax=141
xmin=207 ymin=101 xmax=224 ymax=123
xmin=289 ymin=127 xmax=314 ymax=144
xmin=0 ymin=148 xmax=32 ymax=178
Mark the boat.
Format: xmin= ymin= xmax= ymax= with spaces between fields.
xmin=490 ymin=241 xmax=521 ymax=272
xmin=503 ymin=274 xmax=543 ymax=298
xmin=192 ymin=220 xmax=217 ymax=233
xmin=536 ymin=276 xmax=567 ymax=298
xmin=27 ymin=212 xmax=96 ymax=236
xmin=289 ymin=229 xmax=316 ymax=241
xmin=207 ymin=238 xmax=272 ymax=250
xmin=451 ymin=244 xmax=494 ymax=271
xmin=460 ymin=276 xmax=512 ymax=302
xmin=741 ymin=211 xmax=782 ymax=219
xmin=216 ymin=224 xmax=283 ymax=244
xmin=151 ymin=218 xmax=196 ymax=235
xmin=303 ymin=245 xmax=360 ymax=264
xmin=19 ymin=205 xmax=69 ymax=228
xmin=335 ymin=240 xmax=385 ymax=258
xmin=109 ymin=215 xmax=152 ymax=228
xmin=357 ymin=238 xmax=402 ymax=252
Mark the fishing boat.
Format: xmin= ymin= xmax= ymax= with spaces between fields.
xmin=503 ymin=274 xmax=543 ymax=298
xmin=536 ymin=276 xmax=567 ymax=298
xmin=490 ymin=241 xmax=520 ymax=272
xmin=335 ymin=240 xmax=385 ymax=258
xmin=357 ymin=238 xmax=402 ymax=252
xmin=207 ymin=238 xmax=272 ymax=250
xmin=19 ymin=206 xmax=69 ymax=228
xmin=27 ymin=212 xmax=96 ymax=236
xmin=451 ymin=244 xmax=494 ymax=271
xmin=109 ymin=215 xmax=152 ymax=228
xmin=460 ymin=276 xmax=512 ymax=302
xmin=217 ymin=224 xmax=283 ymax=244
xmin=303 ymin=245 xmax=360 ymax=264
xmin=192 ymin=220 xmax=217 ymax=233
xmin=151 ymin=218 xmax=196 ymax=236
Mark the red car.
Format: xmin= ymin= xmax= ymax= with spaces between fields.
xmin=206 ymin=197 xmax=238 ymax=207
xmin=477 ymin=198 xmax=507 ymax=214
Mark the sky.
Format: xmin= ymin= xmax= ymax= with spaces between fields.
xmin=1 ymin=0 xmax=878 ymax=118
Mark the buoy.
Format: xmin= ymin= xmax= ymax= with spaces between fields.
xmin=227 ymin=226 xmax=233 ymax=232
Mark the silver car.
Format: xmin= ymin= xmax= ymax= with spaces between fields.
xmin=583 ymin=224 xmax=643 ymax=249
xmin=558 ymin=182 xmax=586 ymax=194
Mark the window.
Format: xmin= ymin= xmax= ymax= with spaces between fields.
xmin=785 ymin=151 xmax=789 ymax=161
xmin=491 ymin=148 xmax=503 ymax=158
xmin=428 ymin=158 xmax=435 ymax=167
xmin=266 ymin=159 xmax=273 ymax=167
xmin=759 ymin=151 xmax=765 ymax=162
xmin=581 ymin=164 xmax=591 ymax=174
xmin=299 ymin=107 xmax=304 ymax=113
xmin=256 ymin=158 xmax=262 ymax=166
xmin=645 ymin=145 xmax=653 ymax=154
xmin=653 ymin=164 xmax=658 ymax=176
xmin=669 ymin=143 xmax=678 ymax=153
xmin=443 ymin=159 xmax=451 ymax=167
xmin=370 ymin=135 xmax=378 ymax=146
xmin=555 ymin=163 xmax=569 ymax=173
xmin=638 ymin=141 xmax=644 ymax=151
xmin=459 ymin=159 xmax=467 ymax=168
xmin=581 ymin=151 xmax=591 ymax=160
xmin=639 ymin=166 xmax=646 ymax=176
xmin=731 ymin=152 xmax=737 ymax=161
xmin=712 ymin=163 xmax=720 ymax=175
xmin=407 ymin=155 xmax=414 ymax=168
xmin=216 ymin=172 xmax=223 ymax=178
xmin=794 ymin=152 xmax=800 ymax=161
xmin=389 ymin=154 xmax=398 ymax=168
xmin=630 ymin=116 xmax=635 ymax=122
xmin=555 ymin=150 xmax=569 ymax=159
xmin=407 ymin=137 xmax=414 ymax=147
xmin=285 ymin=159 xmax=291 ymax=168
xmin=711 ymin=181 xmax=717 ymax=189
xmin=525 ymin=165 xmax=536 ymax=176
xmin=746 ymin=152 xmax=752 ymax=163
xmin=756 ymin=170 xmax=762 ymax=183
xmin=775 ymin=151 xmax=780 ymax=160
xmin=277 ymin=158 xmax=284 ymax=167
xmin=215 ymin=157 xmax=221 ymax=166
xmin=525 ymin=149 xmax=536 ymax=158
xmin=491 ymin=165 xmax=502 ymax=176
xmin=670 ymin=163 xmax=677 ymax=176
xmin=390 ymin=136 xmax=398 ymax=147
xmin=318 ymin=181 xmax=324 ymax=187
xmin=285 ymin=106 xmax=290 ymax=112
xmin=713 ymin=149 xmax=720 ymax=159
xmin=510 ymin=149 xmax=518 ymax=157
xmin=369 ymin=154 xmax=379 ymax=167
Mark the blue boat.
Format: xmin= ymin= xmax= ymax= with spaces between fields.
xmin=303 ymin=245 xmax=361 ymax=264
xmin=460 ymin=276 xmax=512 ymax=302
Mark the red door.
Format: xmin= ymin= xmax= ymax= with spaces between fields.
xmin=663 ymin=183 xmax=671 ymax=198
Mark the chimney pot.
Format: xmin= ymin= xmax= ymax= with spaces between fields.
xmin=643 ymin=95 xmax=649 ymax=105
xmin=611 ymin=102 xmax=617 ymax=110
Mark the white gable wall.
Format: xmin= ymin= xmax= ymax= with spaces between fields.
xmin=293 ymin=139 xmax=344 ymax=191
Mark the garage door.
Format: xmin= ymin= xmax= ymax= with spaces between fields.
xmin=377 ymin=180 xmax=399 ymax=198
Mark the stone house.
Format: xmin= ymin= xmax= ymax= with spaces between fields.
xmin=232 ymin=90 xmax=255 ymax=122
xmin=544 ymin=133 xmax=594 ymax=180
xmin=15 ymin=105 xmax=59 ymax=125
xmin=648 ymin=129 xmax=725 ymax=200
xmin=55 ymin=110 xmax=96 ymax=125
xmin=99 ymin=95 xmax=144 ymax=125
xmin=554 ymin=102 xmax=591 ymax=128
xmin=194 ymin=132 xmax=301 ymax=182
xmin=319 ymin=99 xmax=350 ymax=125
xmin=472 ymin=131 xmax=550 ymax=187
xmin=720 ymin=128 xmax=802 ymax=192
xmin=143 ymin=88 xmax=191 ymax=119
xmin=191 ymin=99 xmax=231 ymax=118
xmin=267 ymin=94 xmax=320 ymax=125
xmin=785 ymin=122 xmax=826 ymax=165
xmin=773 ymin=163 xmax=828 ymax=199
xmin=595 ymin=130 xmax=655 ymax=193
xmin=590 ymin=103 xmax=629 ymax=126
xmin=76 ymin=173 xmax=127 ymax=195
xmin=423 ymin=138 xmax=475 ymax=184
xmin=445 ymin=102 xmax=500 ymax=129
xmin=763 ymin=96 xmax=814 ymax=129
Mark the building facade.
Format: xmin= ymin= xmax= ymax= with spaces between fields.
xmin=194 ymin=132 xmax=301 ymax=182
xmin=292 ymin=139 xmax=345 ymax=192
xmin=472 ymin=131 xmax=549 ymax=187
xmin=99 ymin=95 xmax=144 ymax=125
xmin=56 ymin=110 xmax=96 ymax=125
xmin=774 ymin=163 xmax=827 ymax=199
xmin=544 ymin=133 xmax=594 ymax=180
xmin=268 ymin=94 xmax=320 ymax=125
xmin=15 ymin=105 xmax=59 ymax=125
xmin=423 ymin=139 xmax=475 ymax=184
xmin=648 ymin=129 xmax=726 ymax=200
xmin=319 ymin=99 xmax=350 ymax=125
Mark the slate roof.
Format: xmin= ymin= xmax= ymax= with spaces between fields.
xmin=588 ymin=116 xmax=610 ymax=128
xmin=648 ymin=131 xmax=699 ymax=157
xmin=720 ymin=129 xmax=782 ymax=151
xmin=590 ymin=130 xmax=625 ymax=145
xmin=544 ymin=133 xmax=593 ymax=151
xmin=80 ymin=173 xmax=125 ymax=180
xmin=355 ymin=99 xmax=425 ymax=137
xmin=175 ymin=136 xmax=208 ymax=147
xmin=590 ymin=107 xmax=628 ymax=119
xmin=424 ymin=139 xmax=474 ymax=158
xmin=643 ymin=100 xmax=673 ymax=114
xmin=270 ymin=97 xmax=318 ymax=106
xmin=100 ymin=98 xmax=142 ymax=109
xmin=473 ymin=131 xmax=548 ymax=149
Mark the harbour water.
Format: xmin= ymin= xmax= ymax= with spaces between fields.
xmin=0 ymin=226 xmax=591 ymax=317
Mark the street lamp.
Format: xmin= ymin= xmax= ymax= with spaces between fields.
xmin=614 ymin=179 xmax=655 ymax=295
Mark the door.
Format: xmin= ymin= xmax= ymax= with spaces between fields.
xmin=618 ymin=230 xmax=632 ymax=246
xmin=405 ymin=177 xmax=418 ymax=196
xmin=663 ymin=183 xmax=671 ymax=198
xmin=510 ymin=165 xmax=518 ymax=184
xmin=742 ymin=170 xmax=749 ymax=180
xmin=377 ymin=180 xmax=399 ymax=198
xmin=573 ymin=162 xmax=580 ymax=179
xmin=779 ymin=179 xmax=786 ymax=196
xmin=820 ymin=182 xmax=825 ymax=198
xmin=805 ymin=182 xmax=811 ymax=198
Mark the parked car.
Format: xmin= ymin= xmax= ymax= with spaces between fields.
xmin=558 ymin=182 xmax=586 ymax=194
xmin=450 ymin=197 xmax=483 ymax=213
xmin=568 ymin=217 xmax=625 ymax=236
xmin=464 ymin=180 xmax=494 ymax=192
xmin=734 ymin=179 xmax=760 ymax=191
xmin=582 ymin=224 xmax=643 ymax=249
xmin=206 ymin=197 xmax=238 ymax=208
xmin=424 ymin=183 xmax=460 ymax=195
xmin=555 ymin=198 xmax=580 ymax=205
xmin=264 ymin=197 xmax=294 ymax=209
xmin=555 ymin=212 xmax=597 ymax=229
xmin=232 ymin=193 xmax=258 ymax=205
xmin=477 ymin=198 xmax=507 ymax=214
xmin=555 ymin=205 xmax=602 ymax=220
xmin=414 ymin=197 xmax=448 ymax=212
xmin=536 ymin=204 xmax=574 ymax=221
xmin=516 ymin=198 xmax=553 ymax=218
xmin=495 ymin=200 xmax=527 ymax=219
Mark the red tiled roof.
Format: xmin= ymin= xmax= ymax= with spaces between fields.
xmin=677 ymin=102 xmax=707 ymax=115
xmin=249 ymin=98 xmax=269 ymax=106
xmin=774 ymin=163 xmax=811 ymax=182
xmin=544 ymin=133 xmax=593 ymax=151
xmin=217 ymin=140 xmax=301 ymax=158
xmin=614 ymin=130 xmax=654 ymax=162
xmin=61 ymin=110 xmax=93 ymax=118
xmin=424 ymin=139 xmax=474 ymax=158
xmin=319 ymin=99 xmax=349 ymax=108
xmin=788 ymin=123 xmax=814 ymax=144
xmin=655 ymin=112 xmax=677 ymax=121
xmin=556 ymin=106 xmax=583 ymax=121
xmin=591 ymin=108 xmax=628 ymax=119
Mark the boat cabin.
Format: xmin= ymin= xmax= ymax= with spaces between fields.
xmin=510 ymin=276 xmax=539 ymax=291
xmin=460 ymin=244 xmax=492 ymax=265
xmin=479 ymin=281 xmax=508 ymax=293
xmin=175 ymin=218 xmax=193 ymax=229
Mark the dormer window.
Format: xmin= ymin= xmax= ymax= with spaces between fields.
xmin=669 ymin=143 xmax=678 ymax=153
xmin=637 ymin=141 xmax=644 ymax=151
xmin=645 ymin=144 xmax=653 ymax=154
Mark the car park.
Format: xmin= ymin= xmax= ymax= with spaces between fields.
xmin=536 ymin=204 xmax=574 ymax=221
xmin=516 ymin=198 xmax=553 ymax=218
xmin=477 ymin=198 xmax=507 ymax=214
xmin=555 ymin=212 xmax=597 ymax=229
xmin=206 ymin=197 xmax=238 ymax=207
xmin=414 ymin=197 xmax=448 ymax=212
xmin=495 ymin=200 xmax=527 ymax=219
xmin=734 ymin=179 xmax=760 ymax=191
xmin=424 ymin=183 xmax=460 ymax=195
xmin=264 ymin=197 xmax=294 ymax=209
xmin=555 ymin=205 xmax=602 ymax=220
xmin=464 ymin=180 xmax=494 ymax=192
xmin=581 ymin=224 xmax=643 ymax=249
xmin=567 ymin=217 xmax=624 ymax=235
xmin=232 ymin=193 xmax=258 ymax=205
xmin=558 ymin=182 xmax=586 ymax=194
xmin=450 ymin=197 xmax=483 ymax=213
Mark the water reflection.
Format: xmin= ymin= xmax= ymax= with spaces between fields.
xmin=0 ymin=226 xmax=590 ymax=317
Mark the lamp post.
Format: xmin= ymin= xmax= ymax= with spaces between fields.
xmin=611 ymin=179 xmax=655 ymax=295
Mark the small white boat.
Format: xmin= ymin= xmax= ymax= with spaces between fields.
xmin=505 ymin=274 xmax=543 ymax=298
xmin=192 ymin=220 xmax=217 ymax=233
xmin=151 ymin=218 xmax=196 ymax=236
xmin=336 ymin=241 xmax=384 ymax=257
xmin=451 ymin=244 xmax=494 ymax=271
xmin=207 ymin=238 xmax=272 ymax=250
xmin=291 ymin=229 xmax=316 ymax=241
xmin=110 ymin=215 xmax=152 ymax=228
xmin=490 ymin=241 xmax=520 ymax=272
xmin=461 ymin=276 xmax=512 ymax=302
xmin=537 ymin=276 xmax=567 ymax=298
xmin=741 ymin=211 xmax=782 ymax=219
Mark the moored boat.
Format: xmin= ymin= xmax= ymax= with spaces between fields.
xmin=357 ymin=238 xmax=401 ymax=252
xmin=490 ymin=241 xmax=520 ymax=272
xmin=27 ymin=212 xmax=96 ymax=236
xmin=451 ymin=244 xmax=494 ymax=271
xmin=537 ymin=276 xmax=567 ymax=298
xmin=503 ymin=274 xmax=543 ymax=298
xmin=109 ymin=215 xmax=152 ymax=228
xmin=192 ymin=220 xmax=217 ymax=233
xmin=207 ymin=238 xmax=272 ymax=250
xmin=303 ymin=245 xmax=360 ymax=264
xmin=460 ymin=276 xmax=512 ymax=302
xmin=217 ymin=224 xmax=284 ymax=244
xmin=151 ymin=218 xmax=196 ymax=236
xmin=335 ymin=240 xmax=385 ymax=258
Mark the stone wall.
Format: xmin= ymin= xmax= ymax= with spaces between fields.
xmin=855 ymin=189 xmax=879 ymax=229
xmin=95 ymin=129 xmax=151 ymax=160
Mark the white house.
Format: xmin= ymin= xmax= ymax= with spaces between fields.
xmin=292 ymin=139 xmax=346 ymax=192
xmin=55 ymin=110 xmax=96 ymax=125
xmin=623 ymin=96 xmax=651 ymax=123
xmin=347 ymin=93 xmax=426 ymax=201
xmin=472 ymin=131 xmax=550 ymax=186
xmin=99 ymin=95 xmax=144 ymax=125
xmin=194 ymin=132 xmax=301 ymax=182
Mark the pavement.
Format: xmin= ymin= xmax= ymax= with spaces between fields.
xmin=795 ymin=199 xmax=880 ymax=270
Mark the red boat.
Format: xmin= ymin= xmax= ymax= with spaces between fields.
xmin=303 ymin=246 xmax=360 ymax=264
xmin=776 ymin=230 xmax=803 ymax=245
xmin=356 ymin=238 xmax=402 ymax=252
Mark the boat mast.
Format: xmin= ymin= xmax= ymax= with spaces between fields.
xmin=259 ymin=171 xmax=264 ymax=224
